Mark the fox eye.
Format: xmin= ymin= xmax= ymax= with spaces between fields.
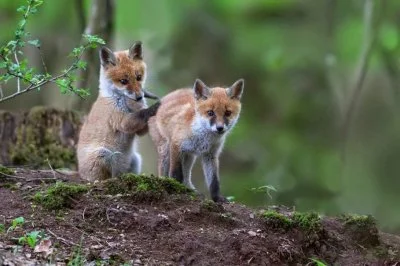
xmin=207 ymin=110 xmax=215 ymax=117
xmin=120 ymin=79 xmax=129 ymax=85
xmin=136 ymin=75 xmax=142 ymax=81
xmin=225 ymin=110 xmax=232 ymax=117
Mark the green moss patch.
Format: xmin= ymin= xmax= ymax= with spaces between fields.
xmin=341 ymin=214 xmax=379 ymax=246
xmin=10 ymin=107 xmax=80 ymax=169
xmin=104 ymin=174 xmax=193 ymax=201
xmin=0 ymin=165 xmax=15 ymax=177
xmin=262 ymin=210 xmax=293 ymax=229
xmin=33 ymin=182 xmax=88 ymax=210
xmin=261 ymin=210 xmax=322 ymax=232
xmin=292 ymin=212 xmax=322 ymax=232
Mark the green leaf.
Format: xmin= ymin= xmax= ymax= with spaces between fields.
xmin=7 ymin=40 xmax=17 ymax=49
xmin=56 ymin=78 xmax=68 ymax=88
xmin=18 ymin=19 xmax=26 ymax=29
xmin=76 ymin=60 xmax=87 ymax=70
xmin=70 ymin=47 xmax=84 ymax=57
xmin=28 ymin=39 xmax=40 ymax=48
xmin=26 ymin=231 xmax=40 ymax=248
xmin=74 ymin=88 xmax=90 ymax=97
xmin=83 ymin=34 xmax=105 ymax=45
xmin=0 ymin=62 xmax=7 ymax=69
xmin=310 ymin=258 xmax=327 ymax=266
xmin=16 ymin=6 xmax=27 ymax=13
xmin=12 ymin=217 xmax=25 ymax=227
xmin=18 ymin=236 xmax=27 ymax=245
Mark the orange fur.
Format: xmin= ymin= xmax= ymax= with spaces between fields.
xmin=77 ymin=43 xmax=159 ymax=181
xmin=149 ymin=79 xmax=244 ymax=202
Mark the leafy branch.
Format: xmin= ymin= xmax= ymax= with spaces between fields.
xmin=0 ymin=0 xmax=105 ymax=103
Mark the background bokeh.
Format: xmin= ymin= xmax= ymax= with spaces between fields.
xmin=1 ymin=0 xmax=400 ymax=232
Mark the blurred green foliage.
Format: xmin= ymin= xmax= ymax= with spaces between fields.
xmin=2 ymin=0 xmax=400 ymax=232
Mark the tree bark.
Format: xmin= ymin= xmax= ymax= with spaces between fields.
xmin=73 ymin=0 xmax=115 ymax=109
xmin=0 ymin=107 xmax=82 ymax=169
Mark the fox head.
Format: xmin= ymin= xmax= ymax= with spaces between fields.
xmin=193 ymin=79 xmax=244 ymax=135
xmin=99 ymin=42 xmax=147 ymax=101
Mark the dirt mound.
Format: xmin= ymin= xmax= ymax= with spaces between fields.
xmin=0 ymin=167 xmax=400 ymax=265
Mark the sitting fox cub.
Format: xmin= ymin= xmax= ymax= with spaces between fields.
xmin=78 ymin=42 xmax=160 ymax=181
xmin=148 ymin=79 xmax=244 ymax=202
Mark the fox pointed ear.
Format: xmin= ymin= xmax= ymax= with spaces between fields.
xmin=193 ymin=79 xmax=210 ymax=100
xmin=99 ymin=47 xmax=116 ymax=67
xmin=129 ymin=41 xmax=143 ymax=60
xmin=227 ymin=79 xmax=244 ymax=100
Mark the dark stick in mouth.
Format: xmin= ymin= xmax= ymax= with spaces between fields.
xmin=143 ymin=89 xmax=159 ymax=100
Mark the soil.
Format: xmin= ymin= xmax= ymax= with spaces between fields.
xmin=0 ymin=168 xmax=399 ymax=266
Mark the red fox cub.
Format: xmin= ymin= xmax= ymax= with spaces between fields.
xmin=77 ymin=42 xmax=160 ymax=181
xmin=148 ymin=79 xmax=244 ymax=202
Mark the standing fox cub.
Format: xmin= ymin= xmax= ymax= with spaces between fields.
xmin=148 ymin=79 xmax=244 ymax=202
xmin=78 ymin=42 xmax=160 ymax=181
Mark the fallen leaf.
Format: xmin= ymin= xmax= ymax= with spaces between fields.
xmin=34 ymin=239 xmax=53 ymax=257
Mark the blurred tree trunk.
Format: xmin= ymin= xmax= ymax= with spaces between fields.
xmin=0 ymin=107 xmax=81 ymax=169
xmin=71 ymin=0 xmax=115 ymax=110
xmin=341 ymin=0 xmax=386 ymax=160
xmin=75 ymin=0 xmax=86 ymax=33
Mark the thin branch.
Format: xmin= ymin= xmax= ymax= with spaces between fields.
xmin=341 ymin=0 xmax=381 ymax=159
xmin=47 ymin=229 xmax=77 ymax=246
xmin=45 ymin=158 xmax=56 ymax=179
xmin=75 ymin=0 xmax=114 ymax=104
xmin=324 ymin=0 xmax=346 ymax=115
xmin=37 ymin=47 xmax=48 ymax=73
xmin=13 ymin=52 xmax=21 ymax=93
xmin=0 ymin=46 xmax=89 ymax=103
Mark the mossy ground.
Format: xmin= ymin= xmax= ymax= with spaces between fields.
xmin=262 ymin=210 xmax=293 ymax=229
xmin=261 ymin=209 xmax=322 ymax=232
xmin=33 ymin=182 xmax=88 ymax=210
xmin=10 ymin=107 xmax=80 ymax=169
xmin=292 ymin=211 xmax=322 ymax=232
xmin=341 ymin=214 xmax=380 ymax=246
xmin=0 ymin=165 xmax=14 ymax=177
xmin=0 ymin=170 xmax=399 ymax=265
xmin=104 ymin=173 xmax=193 ymax=201
xmin=341 ymin=214 xmax=376 ymax=228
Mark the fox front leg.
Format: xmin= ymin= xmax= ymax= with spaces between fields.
xmin=201 ymin=153 xmax=228 ymax=203
xmin=168 ymin=143 xmax=184 ymax=182
xmin=120 ymin=101 xmax=161 ymax=134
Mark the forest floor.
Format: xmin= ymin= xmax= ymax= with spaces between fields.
xmin=0 ymin=167 xmax=400 ymax=266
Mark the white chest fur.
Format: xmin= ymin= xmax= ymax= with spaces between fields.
xmin=181 ymin=116 xmax=225 ymax=155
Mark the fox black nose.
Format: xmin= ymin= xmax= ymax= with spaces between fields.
xmin=136 ymin=96 xmax=143 ymax=101
xmin=216 ymin=126 xmax=224 ymax=133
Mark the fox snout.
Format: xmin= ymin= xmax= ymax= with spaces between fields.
xmin=209 ymin=115 xmax=229 ymax=134
xmin=216 ymin=124 xmax=225 ymax=133
xmin=125 ymin=88 xmax=144 ymax=101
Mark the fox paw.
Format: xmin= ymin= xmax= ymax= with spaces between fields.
xmin=212 ymin=195 xmax=229 ymax=203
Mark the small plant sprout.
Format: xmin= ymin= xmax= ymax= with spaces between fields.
xmin=310 ymin=258 xmax=328 ymax=266
xmin=0 ymin=224 xmax=5 ymax=233
xmin=18 ymin=230 xmax=43 ymax=248
xmin=250 ymin=185 xmax=277 ymax=199
xmin=226 ymin=196 xmax=235 ymax=202
xmin=7 ymin=216 xmax=25 ymax=233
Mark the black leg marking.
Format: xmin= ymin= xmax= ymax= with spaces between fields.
xmin=171 ymin=162 xmax=183 ymax=183
xmin=210 ymin=175 xmax=228 ymax=203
